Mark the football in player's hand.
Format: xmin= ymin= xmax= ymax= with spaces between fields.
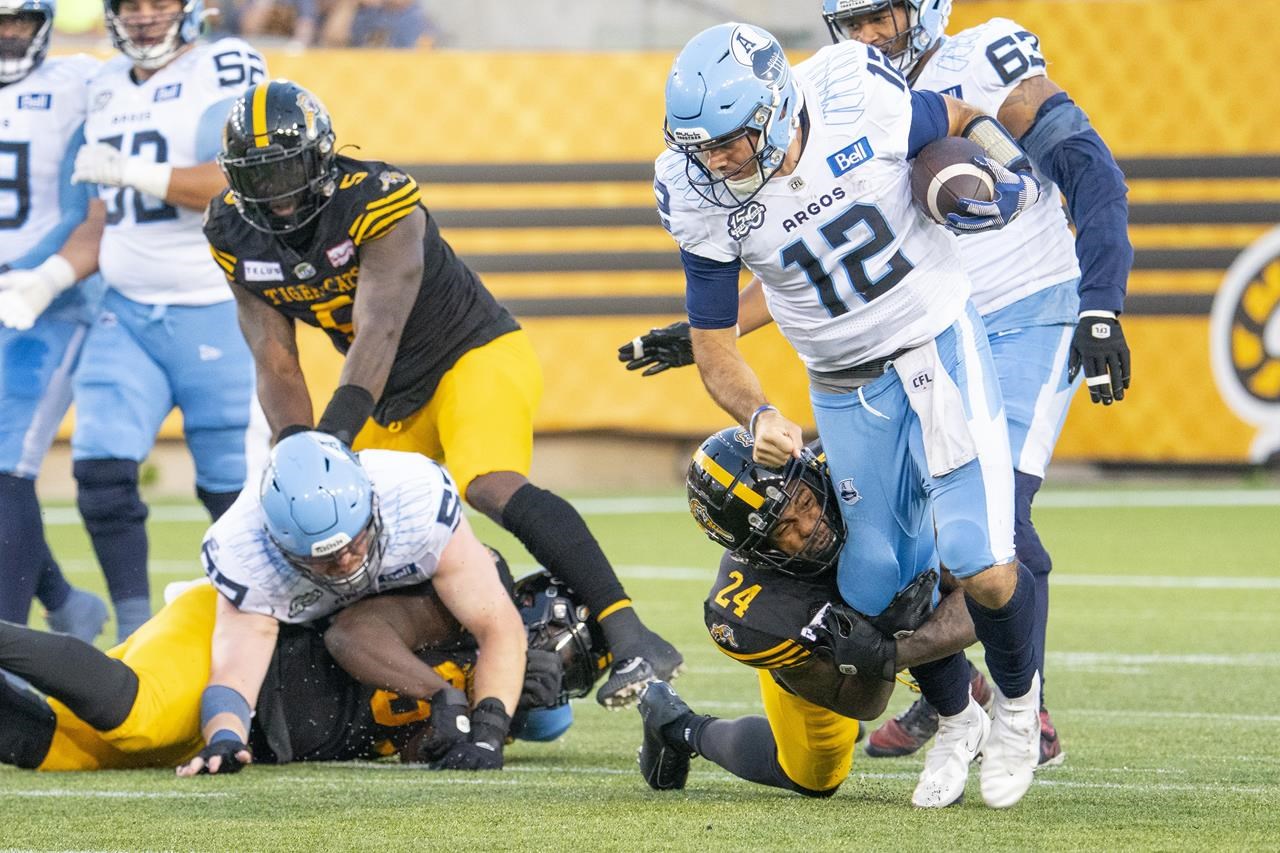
xmin=910 ymin=137 xmax=993 ymax=226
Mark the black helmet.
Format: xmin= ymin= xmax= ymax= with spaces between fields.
xmin=218 ymin=79 xmax=337 ymax=234
xmin=686 ymin=426 xmax=845 ymax=578
xmin=513 ymin=570 xmax=609 ymax=703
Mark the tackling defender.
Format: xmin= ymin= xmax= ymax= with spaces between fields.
xmin=655 ymin=23 xmax=1044 ymax=807
xmin=202 ymin=79 xmax=681 ymax=708
xmin=68 ymin=0 xmax=267 ymax=641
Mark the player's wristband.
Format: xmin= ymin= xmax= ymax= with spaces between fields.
xmin=470 ymin=697 xmax=512 ymax=748
xmin=316 ymin=384 xmax=375 ymax=446
xmin=749 ymin=404 xmax=778 ymax=438
xmin=122 ymin=159 xmax=173 ymax=201
xmin=962 ymin=115 xmax=1031 ymax=173
xmin=200 ymin=684 xmax=252 ymax=736
xmin=208 ymin=728 xmax=245 ymax=745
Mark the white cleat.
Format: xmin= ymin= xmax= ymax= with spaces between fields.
xmin=912 ymin=695 xmax=990 ymax=808
xmin=981 ymin=671 xmax=1042 ymax=808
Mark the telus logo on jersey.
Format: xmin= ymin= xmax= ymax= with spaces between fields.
xmin=17 ymin=93 xmax=51 ymax=111
xmin=827 ymin=136 xmax=874 ymax=178
xmin=781 ymin=186 xmax=848 ymax=233
xmin=727 ymin=201 xmax=767 ymax=240
xmin=244 ymin=260 xmax=284 ymax=282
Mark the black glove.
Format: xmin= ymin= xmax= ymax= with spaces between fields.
xmin=193 ymin=735 xmax=252 ymax=775
xmin=416 ymin=686 xmax=471 ymax=763
xmin=431 ymin=698 xmax=510 ymax=771
xmin=1068 ymin=314 xmax=1131 ymax=405
xmin=617 ymin=321 xmax=694 ymax=376
xmin=519 ymin=648 xmax=564 ymax=710
xmin=800 ymin=602 xmax=897 ymax=682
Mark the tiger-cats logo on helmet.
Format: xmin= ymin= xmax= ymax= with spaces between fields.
xmin=733 ymin=428 xmax=754 ymax=448
xmin=689 ymin=498 xmax=734 ymax=543
xmin=1210 ymin=226 xmax=1280 ymax=463
xmin=296 ymin=91 xmax=321 ymax=139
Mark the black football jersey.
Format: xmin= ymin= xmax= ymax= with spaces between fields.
xmin=703 ymin=551 xmax=838 ymax=671
xmin=204 ymin=155 xmax=519 ymax=425
xmin=249 ymin=624 xmax=475 ymax=764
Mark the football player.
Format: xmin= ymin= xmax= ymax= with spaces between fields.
xmin=0 ymin=570 xmax=597 ymax=771
xmin=638 ymin=427 xmax=987 ymax=806
xmin=67 ymin=0 xmax=267 ymax=642
xmin=0 ymin=0 xmax=108 ymax=642
xmin=174 ymin=431 xmax=526 ymax=775
xmin=653 ymin=23 xmax=1043 ymax=807
xmin=203 ymin=79 xmax=681 ymax=708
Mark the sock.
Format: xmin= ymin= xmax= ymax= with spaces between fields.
xmin=908 ymin=651 xmax=971 ymax=717
xmin=1014 ymin=471 xmax=1051 ymax=704
xmin=965 ymin=563 xmax=1038 ymax=699
xmin=500 ymin=483 xmax=633 ymax=636
xmin=74 ymin=459 xmax=150 ymax=606
xmin=197 ymin=487 xmax=239 ymax=521
xmin=0 ymin=620 xmax=138 ymax=730
xmin=113 ymin=597 xmax=151 ymax=644
xmin=0 ymin=676 xmax=56 ymax=769
xmin=691 ymin=715 xmax=836 ymax=798
xmin=45 ymin=589 xmax=109 ymax=645
xmin=0 ymin=474 xmax=60 ymax=623
xmin=34 ymin=560 xmax=72 ymax=613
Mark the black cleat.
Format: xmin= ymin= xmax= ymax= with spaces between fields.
xmin=597 ymin=631 xmax=685 ymax=709
xmin=637 ymin=681 xmax=695 ymax=791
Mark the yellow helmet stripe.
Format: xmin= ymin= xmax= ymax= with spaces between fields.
xmin=251 ymin=83 xmax=270 ymax=148
xmin=692 ymin=447 xmax=765 ymax=510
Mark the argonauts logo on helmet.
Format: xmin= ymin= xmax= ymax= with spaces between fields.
xmin=729 ymin=25 xmax=786 ymax=85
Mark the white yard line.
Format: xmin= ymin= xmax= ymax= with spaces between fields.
xmin=0 ymin=789 xmax=227 ymax=799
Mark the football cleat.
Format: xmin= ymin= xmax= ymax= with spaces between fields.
xmin=637 ymin=681 xmax=695 ymax=791
xmin=980 ymin=672 xmax=1041 ymax=808
xmin=912 ymin=696 xmax=990 ymax=808
xmin=866 ymin=663 xmax=992 ymax=757
xmin=597 ymin=631 xmax=684 ymax=709
xmin=1037 ymin=706 xmax=1066 ymax=769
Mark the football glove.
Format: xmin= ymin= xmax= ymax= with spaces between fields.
xmin=617 ymin=321 xmax=694 ymax=376
xmin=416 ymin=686 xmax=471 ymax=763
xmin=518 ymin=648 xmax=564 ymax=711
xmin=1068 ymin=312 xmax=1131 ymax=405
xmin=431 ymin=698 xmax=510 ymax=771
xmin=946 ymin=157 xmax=1041 ymax=234
xmin=71 ymin=142 xmax=172 ymax=199
xmin=800 ymin=602 xmax=897 ymax=682
xmin=190 ymin=734 xmax=252 ymax=775
xmin=0 ymin=256 xmax=76 ymax=331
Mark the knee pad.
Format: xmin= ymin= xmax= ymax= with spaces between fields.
xmin=1013 ymin=471 xmax=1052 ymax=577
xmin=74 ymin=459 xmax=147 ymax=535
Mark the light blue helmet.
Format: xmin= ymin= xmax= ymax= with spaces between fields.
xmin=664 ymin=22 xmax=803 ymax=208
xmin=0 ymin=0 xmax=55 ymax=84
xmin=260 ymin=431 xmax=385 ymax=597
xmin=821 ymin=0 xmax=951 ymax=75
xmin=104 ymin=0 xmax=205 ymax=70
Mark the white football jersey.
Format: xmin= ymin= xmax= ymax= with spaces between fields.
xmin=0 ymin=55 xmax=99 ymax=268
xmin=85 ymin=39 xmax=265 ymax=305
xmin=913 ymin=18 xmax=1080 ymax=316
xmin=659 ymin=41 xmax=969 ymax=370
xmin=200 ymin=449 xmax=463 ymax=624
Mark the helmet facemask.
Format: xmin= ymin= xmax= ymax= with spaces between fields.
xmin=0 ymin=9 xmax=51 ymax=85
xmin=105 ymin=0 xmax=199 ymax=71
xmin=220 ymin=133 xmax=336 ymax=234
xmin=738 ymin=453 xmax=846 ymax=578
xmin=272 ymin=500 xmax=385 ymax=598
xmin=515 ymin=572 xmax=608 ymax=703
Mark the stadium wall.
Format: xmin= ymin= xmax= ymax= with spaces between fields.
xmin=75 ymin=0 xmax=1280 ymax=464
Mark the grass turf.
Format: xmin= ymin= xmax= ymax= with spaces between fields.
xmin=1 ymin=490 xmax=1278 ymax=851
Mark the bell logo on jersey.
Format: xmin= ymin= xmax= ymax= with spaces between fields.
xmin=727 ymin=201 xmax=767 ymax=241
xmin=244 ymin=260 xmax=284 ymax=282
xmin=17 ymin=93 xmax=51 ymax=111
xmin=152 ymin=83 xmax=183 ymax=103
xmin=827 ymin=136 xmax=874 ymax=178
xmin=326 ymin=239 xmax=355 ymax=267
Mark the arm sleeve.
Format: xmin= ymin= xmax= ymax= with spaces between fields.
xmin=9 ymin=124 xmax=90 ymax=270
xmin=683 ymin=249 xmax=742 ymax=330
xmin=906 ymin=90 xmax=949 ymax=159
xmin=1020 ymin=92 xmax=1131 ymax=314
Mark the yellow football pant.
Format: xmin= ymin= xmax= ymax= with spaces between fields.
xmin=757 ymin=670 xmax=860 ymax=793
xmin=354 ymin=329 xmax=542 ymax=498
xmin=39 ymin=584 xmax=217 ymax=771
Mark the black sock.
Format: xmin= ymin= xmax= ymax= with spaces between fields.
xmin=692 ymin=715 xmax=837 ymax=798
xmin=1014 ymin=471 xmax=1051 ymax=703
xmin=0 ymin=475 xmax=61 ymax=623
xmin=908 ymin=651 xmax=971 ymax=717
xmin=0 ymin=677 xmax=56 ymax=769
xmin=500 ymin=484 xmax=635 ymax=641
xmin=197 ymin=487 xmax=240 ymax=522
xmin=965 ymin=563 xmax=1038 ymax=699
xmin=74 ymin=459 xmax=150 ymax=604
xmin=0 ymin=620 xmax=138 ymax=730
xmin=34 ymin=560 xmax=72 ymax=612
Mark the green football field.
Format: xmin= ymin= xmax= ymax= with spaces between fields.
xmin=2 ymin=485 xmax=1278 ymax=851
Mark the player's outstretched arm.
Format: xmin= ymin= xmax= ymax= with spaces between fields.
xmin=176 ymin=595 xmax=278 ymax=777
xmin=231 ymin=282 xmax=314 ymax=440
xmin=0 ymin=200 xmax=105 ymax=331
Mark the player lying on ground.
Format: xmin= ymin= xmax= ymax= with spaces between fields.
xmin=205 ymin=79 xmax=681 ymax=707
xmin=637 ymin=428 xmax=992 ymax=807
xmin=176 ymin=430 xmax=526 ymax=775
xmin=0 ymin=570 xmax=600 ymax=771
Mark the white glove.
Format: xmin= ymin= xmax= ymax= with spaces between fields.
xmin=72 ymin=142 xmax=173 ymax=200
xmin=0 ymin=255 xmax=77 ymax=330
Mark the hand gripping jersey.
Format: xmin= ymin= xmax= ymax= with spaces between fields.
xmin=912 ymin=19 xmax=1080 ymax=316
xmin=85 ymin=39 xmax=265 ymax=305
xmin=203 ymin=155 xmax=519 ymax=425
xmin=200 ymin=449 xmax=464 ymax=623
xmin=658 ymin=41 xmax=969 ymax=369
xmin=0 ymin=55 xmax=97 ymax=269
